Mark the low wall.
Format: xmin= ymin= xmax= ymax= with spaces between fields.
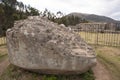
xmin=70 ymin=22 xmax=116 ymax=32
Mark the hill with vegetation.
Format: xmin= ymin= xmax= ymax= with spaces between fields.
xmin=67 ymin=12 xmax=120 ymax=23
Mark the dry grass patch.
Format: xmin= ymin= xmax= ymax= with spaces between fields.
xmin=0 ymin=45 xmax=8 ymax=62
xmin=0 ymin=37 xmax=6 ymax=46
xmin=79 ymin=32 xmax=120 ymax=46
xmin=0 ymin=45 xmax=95 ymax=80
xmin=95 ymin=46 xmax=120 ymax=80
xmin=0 ymin=45 xmax=7 ymax=55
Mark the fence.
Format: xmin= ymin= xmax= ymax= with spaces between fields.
xmin=71 ymin=22 xmax=120 ymax=47
xmin=75 ymin=29 xmax=120 ymax=47
xmin=0 ymin=29 xmax=120 ymax=47
xmin=0 ymin=37 xmax=6 ymax=46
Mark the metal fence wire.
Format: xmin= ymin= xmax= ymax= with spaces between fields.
xmin=0 ymin=26 xmax=120 ymax=47
xmin=75 ymin=26 xmax=120 ymax=47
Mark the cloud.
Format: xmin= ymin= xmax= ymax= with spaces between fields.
xmin=110 ymin=12 xmax=120 ymax=20
xmin=18 ymin=0 xmax=120 ymax=20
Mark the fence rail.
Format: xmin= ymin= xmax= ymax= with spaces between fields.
xmin=0 ymin=29 xmax=120 ymax=47
xmin=76 ymin=29 xmax=120 ymax=47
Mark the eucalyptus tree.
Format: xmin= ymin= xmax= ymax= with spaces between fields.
xmin=0 ymin=0 xmax=17 ymax=36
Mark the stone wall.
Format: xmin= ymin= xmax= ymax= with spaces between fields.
xmin=70 ymin=22 xmax=116 ymax=32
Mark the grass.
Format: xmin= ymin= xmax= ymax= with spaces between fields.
xmin=95 ymin=46 xmax=120 ymax=80
xmin=1 ymin=32 xmax=120 ymax=47
xmin=0 ymin=45 xmax=95 ymax=80
xmin=1 ymin=45 xmax=120 ymax=80
xmin=0 ymin=64 xmax=95 ymax=80
xmin=0 ymin=54 xmax=8 ymax=63
xmin=0 ymin=45 xmax=8 ymax=62
xmin=79 ymin=31 xmax=120 ymax=46
xmin=42 ymin=70 xmax=94 ymax=80
xmin=0 ymin=37 xmax=6 ymax=46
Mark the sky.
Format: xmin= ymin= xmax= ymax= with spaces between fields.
xmin=18 ymin=0 xmax=120 ymax=20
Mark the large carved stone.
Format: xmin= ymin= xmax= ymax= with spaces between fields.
xmin=6 ymin=16 xmax=96 ymax=74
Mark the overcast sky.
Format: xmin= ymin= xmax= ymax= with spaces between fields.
xmin=18 ymin=0 xmax=120 ymax=20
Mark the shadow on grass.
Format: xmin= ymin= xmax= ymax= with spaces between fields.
xmin=0 ymin=64 xmax=95 ymax=80
xmin=0 ymin=54 xmax=8 ymax=63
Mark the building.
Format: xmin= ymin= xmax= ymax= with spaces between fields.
xmin=70 ymin=22 xmax=116 ymax=32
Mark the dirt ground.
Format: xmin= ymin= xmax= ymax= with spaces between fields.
xmin=0 ymin=59 xmax=9 ymax=76
xmin=92 ymin=60 xmax=113 ymax=80
xmin=94 ymin=46 xmax=120 ymax=80
xmin=0 ymin=45 xmax=120 ymax=80
xmin=0 ymin=59 xmax=113 ymax=80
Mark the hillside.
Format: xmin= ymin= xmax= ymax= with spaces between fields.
xmin=67 ymin=12 xmax=120 ymax=23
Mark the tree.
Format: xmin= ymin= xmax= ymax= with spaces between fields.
xmin=28 ymin=6 xmax=39 ymax=16
xmin=0 ymin=0 xmax=17 ymax=36
xmin=1 ymin=0 xmax=16 ymax=9
xmin=0 ymin=0 xmax=41 ymax=36
xmin=0 ymin=3 xmax=5 ymax=35
xmin=56 ymin=11 xmax=63 ymax=17
xmin=42 ymin=9 xmax=56 ymax=21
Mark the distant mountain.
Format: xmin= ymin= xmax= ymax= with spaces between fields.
xmin=67 ymin=12 xmax=120 ymax=23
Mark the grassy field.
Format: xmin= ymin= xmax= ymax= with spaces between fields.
xmin=95 ymin=46 xmax=120 ymax=80
xmin=0 ymin=45 xmax=94 ymax=80
xmin=1 ymin=32 xmax=120 ymax=47
xmin=0 ymin=45 xmax=120 ymax=80
xmin=0 ymin=45 xmax=8 ymax=62
xmin=0 ymin=37 xmax=6 ymax=46
xmin=0 ymin=65 xmax=94 ymax=80
xmin=79 ymin=32 xmax=120 ymax=47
